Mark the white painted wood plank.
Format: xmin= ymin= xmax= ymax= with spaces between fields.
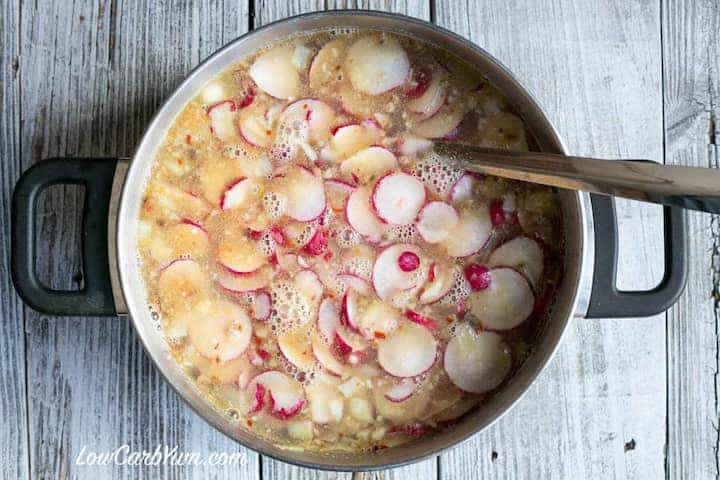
xmin=0 ymin=0 xmax=30 ymax=478
xmin=663 ymin=1 xmax=720 ymax=478
xmin=20 ymin=1 xmax=260 ymax=479
xmin=435 ymin=1 xmax=666 ymax=478
xmin=251 ymin=2 xmax=433 ymax=479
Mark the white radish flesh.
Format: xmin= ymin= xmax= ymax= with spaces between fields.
xmin=278 ymin=330 xmax=315 ymax=371
xmin=407 ymin=73 xmax=446 ymax=119
xmin=317 ymin=297 xmax=341 ymax=342
xmin=419 ymin=263 xmax=455 ymax=304
xmin=342 ymin=288 xmax=362 ymax=332
xmin=158 ymin=259 xmax=207 ymax=314
xmin=188 ymin=301 xmax=253 ymax=362
xmin=249 ymin=46 xmax=300 ymax=99
xmin=372 ymin=172 xmax=426 ymax=225
xmin=384 ymin=378 xmax=418 ymax=402
xmin=251 ymin=291 xmax=272 ymax=320
xmin=340 ymin=146 xmax=398 ymax=184
xmin=411 ymin=105 xmax=464 ymax=139
xmin=216 ymin=236 xmax=266 ymax=274
xmin=332 ymin=123 xmax=382 ymax=158
xmin=337 ymin=272 xmax=373 ymax=296
xmin=449 ymin=173 xmax=477 ymax=203
xmin=280 ymin=99 xmax=337 ymax=143
xmin=294 ymin=269 xmax=324 ymax=304
xmin=207 ymin=101 xmax=239 ymax=143
xmin=346 ymin=187 xmax=384 ymax=242
xmin=248 ymin=371 xmax=305 ymax=418
xmin=325 ymin=179 xmax=354 ymax=212
xmin=311 ymin=333 xmax=346 ymax=376
xmin=282 ymin=167 xmax=326 ymax=222
xmin=444 ymin=323 xmax=511 ymax=393
xmin=238 ymin=106 xmax=273 ymax=148
xmin=309 ymin=39 xmax=346 ymax=91
xmin=397 ymin=134 xmax=433 ymax=157
xmin=488 ymin=237 xmax=544 ymax=289
xmin=334 ymin=324 xmax=368 ymax=357
xmin=356 ymin=301 xmax=400 ymax=339
xmin=307 ymin=381 xmax=344 ymax=424
xmin=416 ymin=201 xmax=460 ymax=244
xmin=467 ymin=267 xmax=535 ymax=330
xmin=441 ymin=206 xmax=492 ymax=257
xmin=345 ymin=36 xmax=410 ymax=95
xmin=216 ymin=266 xmax=273 ymax=294
xmin=372 ymin=243 xmax=423 ymax=301
xmin=377 ymin=321 xmax=437 ymax=377
xmin=220 ymin=178 xmax=258 ymax=211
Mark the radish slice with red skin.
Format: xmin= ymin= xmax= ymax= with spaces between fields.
xmin=325 ymin=179 xmax=354 ymax=211
xmin=221 ymin=178 xmax=258 ymax=211
xmin=249 ymin=382 xmax=266 ymax=413
xmin=411 ymin=105 xmax=465 ymax=139
xmin=238 ymin=106 xmax=273 ymax=148
xmin=356 ymin=301 xmax=400 ymax=339
xmin=188 ymin=301 xmax=253 ymax=362
xmin=280 ymin=99 xmax=337 ymax=143
xmin=158 ymin=259 xmax=206 ymax=314
xmin=372 ymin=172 xmax=426 ymax=225
xmin=301 ymin=229 xmax=327 ymax=256
xmin=488 ymin=237 xmax=544 ymax=289
xmin=384 ymin=378 xmax=418 ymax=402
xmin=251 ymin=291 xmax=272 ymax=321
xmin=377 ymin=321 xmax=437 ymax=377
xmin=207 ymin=101 xmax=239 ymax=143
xmin=317 ymin=297 xmax=341 ymax=342
xmin=441 ymin=206 xmax=492 ymax=257
xmin=278 ymin=330 xmax=315 ymax=371
xmin=294 ymin=269 xmax=324 ymax=303
xmin=282 ymin=221 xmax=318 ymax=248
xmin=372 ymin=243 xmax=424 ymax=301
xmin=331 ymin=123 xmax=383 ymax=157
xmin=248 ymin=371 xmax=306 ymax=418
xmin=417 ymin=201 xmax=460 ymax=244
xmin=397 ymin=134 xmax=433 ymax=157
xmin=249 ymin=46 xmax=300 ymax=100
xmin=309 ymin=39 xmax=346 ymax=91
xmin=179 ymin=218 xmax=207 ymax=234
xmin=334 ymin=324 xmax=368 ymax=357
xmin=311 ymin=333 xmax=346 ymax=376
xmin=405 ymin=68 xmax=432 ymax=99
xmin=464 ymin=263 xmax=492 ymax=291
xmin=419 ymin=264 xmax=455 ymax=304
xmin=449 ymin=173 xmax=477 ymax=203
xmin=337 ymin=272 xmax=373 ymax=296
xmin=407 ymin=73 xmax=446 ymax=119
xmin=341 ymin=289 xmax=362 ymax=332
xmin=444 ymin=323 xmax=511 ymax=393
xmin=340 ymin=146 xmax=398 ymax=184
xmin=216 ymin=266 xmax=273 ymax=294
xmin=346 ymin=187 xmax=384 ymax=242
xmin=467 ymin=267 xmax=535 ymax=330
xmin=345 ymin=36 xmax=410 ymax=95
xmin=216 ymin=236 xmax=266 ymax=274
xmin=282 ymin=167 xmax=326 ymax=222
xmin=404 ymin=309 xmax=438 ymax=329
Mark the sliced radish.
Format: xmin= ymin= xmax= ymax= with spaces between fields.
xmin=397 ymin=133 xmax=433 ymax=157
xmin=238 ymin=105 xmax=273 ymax=148
xmin=338 ymin=81 xmax=375 ymax=118
xmin=340 ymin=146 xmax=398 ymax=184
xmin=345 ymin=36 xmax=410 ymax=95
xmin=220 ymin=178 xmax=258 ymax=210
xmin=334 ymin=324 xmax=368 ymax=357
xmin=216 ymin=236 xmax=266 ymax=274
xmin=188 ymin=301 xmax=253 ymax=362
xmin=282 ymin=221 xmax=318 ymax=248
xmin=464 ymin=263 xmax=492 ymax=291
xmin=488 ymin=237 xmax=544 ymax=289
xmin=337 ymin=272 xmax=373 ymax=296
xmin=307 ymin=381 xmax=344 ymax=424
xmin=341 ymin=289 xmax=362 ymax=332
xmin=275 ymin=250 xmax=299 ymax=271
xmin=317 ymin=297 xmax=341 ymax=342
xmin=411 ymin=105 xmax=464 ymax=139
xmin=251 ymin=291 xmax=272 ymax=320
xmin=372 ymin=243 xmax=423 ymax=301
xmin=441 ymin=206 xmax=492 ymax=257
xmin=377 ymin=321 xmax=437 ymax=377
xmin=372 ymin=172 xmax=426 ymax=225
xmin=467 ymin=267 xmax=535 ymax=330
xmin=356 ymin=301 xmax=400 ymax=339
xmin=346 ymin=187 xmax=384 ymax=242
xmin=278 ymin=330 xmax=315 ymax=371
xmin=416 ymin=201 xmax=460 ymax=244
xmin=384 ymin=378 xmax=418 ymax=402
xmin=248 ymin=371 xmax=305 ymax=418
xmin=309 ymin=39 xmax=346 ymax=91
xmin=405 ymin=68 xmax=432 ymax=99
xmin=207 ymin=100 xmax=239 ymax=143
xmin=449 ymin=172 xmax=477 ymax=203
xmin=216 ymin=265 xmax=273 ymax=293
xmin=158 ymin=259 xmax=206 ymax=313
xmin=311 ymin=333 xmax=346 ymax=376
xmin=282 ymin=167 xmax=326 ymax=222
xmin=407 ymin=72 xmax=446 ymax=119
xmin=166 ymin=221 xmax=209 ymax=259
xmin=325 ymin=179 xmax=355 ymax=211
xmin=294 ymin=269 xmax=324 ymax=303
xmin=404 ymin=309 xmax=438 ymax=330
xmin=444 ymin=323 xmax=511 ymax=393
xmin=280 ymin=99 xmax=337 ymax=143
xmin=202 ymin=82 xmax=226 ymax=104
xmin=301 ymin=229 xmax=327 ymax=256
xmin=419 ymin=264 xmax=455 ymax=304
xmin=331 ymin=123 xmax=382 ymax=157
xmin=249 ymin=46 xmax=300 ymax=99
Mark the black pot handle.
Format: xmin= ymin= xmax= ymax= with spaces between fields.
xmin=11 ymin=157 xmax=119 ymax=316
xmin=586 ymin=193 xmax=687 ymax=318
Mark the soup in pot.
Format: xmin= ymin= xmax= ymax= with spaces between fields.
xmin=136 ymin=29 xmax=563 ymax=453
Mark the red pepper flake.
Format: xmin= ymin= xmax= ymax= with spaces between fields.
xmin=145 ymin=205 xmax=153 ymax=213
xmin=253 ymin=336 xmax=262 ymax=346
xmin=374 ymin=331 xmax=386 ymax=339
xmin=246 ymin=419 xmax=253 ymax=427
xmin=446 ymin=316 xmax=454 ymax=324
xmin=323 ymin=251 xmax=333 ymax=261
xmin=185 ymin=134 xmax=192 ymax=145
xmin=176 ymin=158 xmax=183 ymax=165
xmin=427 ymin=262 xmax=436 ymax=282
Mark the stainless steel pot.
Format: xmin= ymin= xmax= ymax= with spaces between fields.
xmin=11 ymin=10 xmax=687 ymax=471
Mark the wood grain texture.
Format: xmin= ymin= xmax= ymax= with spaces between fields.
xmin=663 ymin=1 xmax=720 ymax=479
xmin=251 ymin=2 xmax=431 ymax=479
xmin=0 ymin=0 xmax=29 ymax=478
xmin=435 ymin=1 xmax=667 ymax=478
xmin=18 ymin=1 xmax=259 ymax=479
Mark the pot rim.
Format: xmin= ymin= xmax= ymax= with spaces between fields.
xmin=115 ymin=10 xmax=593 ymax=471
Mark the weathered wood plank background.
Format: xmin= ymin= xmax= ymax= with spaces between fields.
xmin=0 ymin=0 xmax=718 ymax=479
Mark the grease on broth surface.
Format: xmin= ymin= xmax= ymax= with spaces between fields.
xmin=136 ymin=29 xmax=563 ymax=453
